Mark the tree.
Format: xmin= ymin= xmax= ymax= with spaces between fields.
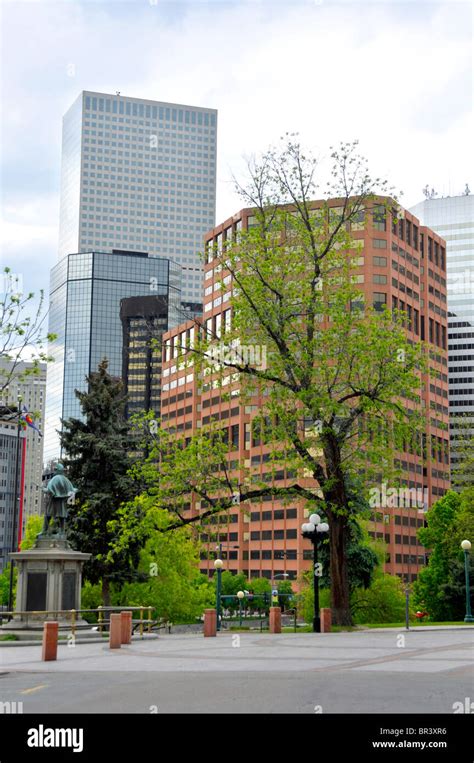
xmin=60 ymin=359 xmax=142 ymax=605
xmin=351 ymin=573 xmax=407 ymax=624
xmin=112 ymin=527 xmax=214 ymax=623
xmin=20 ymin=515 xmax=43 ymax=550
xmin=413 ymin=490 xmax=474 ymax=620
xmin=0 ymin=266 xmax=55 ymax=398
xmin=318 ymin=479 xmax=380 ymax=592
xmin=112 ymin=139 xmax=426 ymax=624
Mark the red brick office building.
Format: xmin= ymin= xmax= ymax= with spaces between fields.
xmin=160 ymin=199 xmax=450 ymax=584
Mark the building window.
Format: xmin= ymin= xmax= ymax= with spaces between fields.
xmin=373 ymin=292 xmax=387 ymax=311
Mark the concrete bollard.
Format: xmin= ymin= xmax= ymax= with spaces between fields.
xmin=269 ymin=607 xmax=282 ymax=634
xmin=320 ymin=607 xmax=332 ymax=633
xmin=42 ymin=621 xmax=59 ymax=661
xmin=109 ymin=613 xmax=122 ymax=649
xmin=203 ymin=608 xmax=217 ymax=637
xmin=120 ymin=611 xmax=132 ymax=644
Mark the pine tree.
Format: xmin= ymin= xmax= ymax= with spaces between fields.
xmin=60 ymin=359 xmax=141 ymax=605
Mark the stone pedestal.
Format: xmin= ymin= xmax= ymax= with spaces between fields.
xmin=1 ymin=537 xmax=91 ymax=630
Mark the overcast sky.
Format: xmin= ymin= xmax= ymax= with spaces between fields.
xmin=0 ymin=0 xmax=472 ymax=302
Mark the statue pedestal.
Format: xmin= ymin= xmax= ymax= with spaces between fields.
xmin=2 ymin=537 xmax=91 ymax=630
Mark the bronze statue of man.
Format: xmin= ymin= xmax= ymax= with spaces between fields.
xmin=41 ymin=463 xmax=78 ymax=537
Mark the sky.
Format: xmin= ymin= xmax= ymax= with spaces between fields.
xmin=0 ymin=0 xmax=472 ymax=304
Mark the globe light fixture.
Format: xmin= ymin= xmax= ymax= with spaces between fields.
xmin=301 ymin=514 xmax=330 ymax=633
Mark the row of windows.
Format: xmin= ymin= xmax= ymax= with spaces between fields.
xmin=391 ymin=278 xmax=420 ymax=301
xmin=84 ymin=96 xmax=216 ymax=127
xmin=250 ymin=529 xmax=298 ymax=540
xmin=250 ymin=508 xmax=298 ymax=522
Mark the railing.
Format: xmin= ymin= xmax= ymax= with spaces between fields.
xmin=0 ymin=606 xmax=160 ymax=638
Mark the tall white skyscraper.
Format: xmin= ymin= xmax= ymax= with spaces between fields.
xmin=410 ymin=194 xmax=474 ymax=486
xmin=58 ymin=91 xmax=217 ymax=303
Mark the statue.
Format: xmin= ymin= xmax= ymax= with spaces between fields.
xmin=41 ymin=463 xmax=78 ymax=538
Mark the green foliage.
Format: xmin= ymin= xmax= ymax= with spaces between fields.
xmin=60 ymin=359 xmax=143 ymax=604
xmin=351 ymin=574 xmax=407 ymax=624
xmin=80 ymin=581 xmax=103 ymax=611
xmin=20 ymin=515 xmax=43 ymax=550
xmin=80 ymin=530 xmax=215 ymax=624
xmin=413 ymin=489 xmax=474 ymax=620
xmin=220 ymin=570 xmax=247 ymax=597
xmin=112 ymin=528 xmax=214 ymax=623
xmin=0 ymin=564 xmax=16 ymax=607
xmin=296 ymin=573 xmax=330 ymax=624
xmin=297 ymin=570 xmax=406 ymax=625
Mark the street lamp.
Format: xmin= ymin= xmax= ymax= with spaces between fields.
xmin=214 ymin=558 xmax=224 ymax=631
xmin=460 ymin=540 xmax=473 ymax=623
xmin=271 ymin=572 xmax=289 ymax=610
xmin=301 ymin=513 xmax=329 ymax=633
xmin=237 ymin=590 xmax=245 ymax=627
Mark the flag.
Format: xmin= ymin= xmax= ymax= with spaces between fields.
xmin=20 ymin=405 xmax=43 ymax=437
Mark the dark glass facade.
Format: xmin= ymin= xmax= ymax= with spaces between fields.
xmin=120 ymin=294 xmax=170 ymax=419
xmin=44 ymin=250 xmax=181 ymax=461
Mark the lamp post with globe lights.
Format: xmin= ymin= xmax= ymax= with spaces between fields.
xmin=214 ymin=558 xmax=224 ymax=631
xmin=301 ymin=514 xmax=329 ymax=633
xmin=461 ymin=540 xmax=473 ymax=623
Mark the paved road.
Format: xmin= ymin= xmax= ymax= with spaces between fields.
xmin=0 ymin=630 xmax=472 ymax=713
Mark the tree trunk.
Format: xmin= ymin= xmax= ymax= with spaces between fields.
xmin=328 ymin=512 xmax=352 ymax=625
xmin=101 ymin=577 xmax=111 ymax=608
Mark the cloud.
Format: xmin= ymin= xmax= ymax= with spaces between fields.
xmin=0 ymin=0 xmax=472 ymax=294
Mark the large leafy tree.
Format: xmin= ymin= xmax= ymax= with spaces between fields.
xmin=60 ymin=359 xmax=142 ymax=605
xmin=114 ymin=139 xmax=427 ymax=625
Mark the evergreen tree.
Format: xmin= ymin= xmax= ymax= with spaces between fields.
xmin=60 ymin=359 xmax=141 ymax=605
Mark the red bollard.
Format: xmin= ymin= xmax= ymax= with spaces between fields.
xmin=269 ymin=607 xmax=282 ymax=633
xmin=120 ymin=611 xmax=132 ymax=644
xmin=42 ymin=621 xmax=59 ymax=661
xmin=203 ymin=609 xmax=217 ymax=637
xmin=109 ymin=613 xmax=122 ymax=649
xmin=320 ymin=607 xmax=332 ymax=633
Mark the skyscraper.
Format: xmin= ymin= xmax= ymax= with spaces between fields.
xmin=58 ymin=91 xmax=217 ymax=304
xmin=410 ymin=194 xmax=474 ymax=486
xmin=161 ymin=199 xmax=450 ymax=583
xmin=43 ymin=250 xmax=182 ymax=462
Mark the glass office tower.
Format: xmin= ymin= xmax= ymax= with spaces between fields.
xmin=43 ymin=250 xmax=182 ymax=462
xmin=410 ymin=194 xmax=474 ymax=486
xmin=58 ymin=91 xmax=217 ymax=304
